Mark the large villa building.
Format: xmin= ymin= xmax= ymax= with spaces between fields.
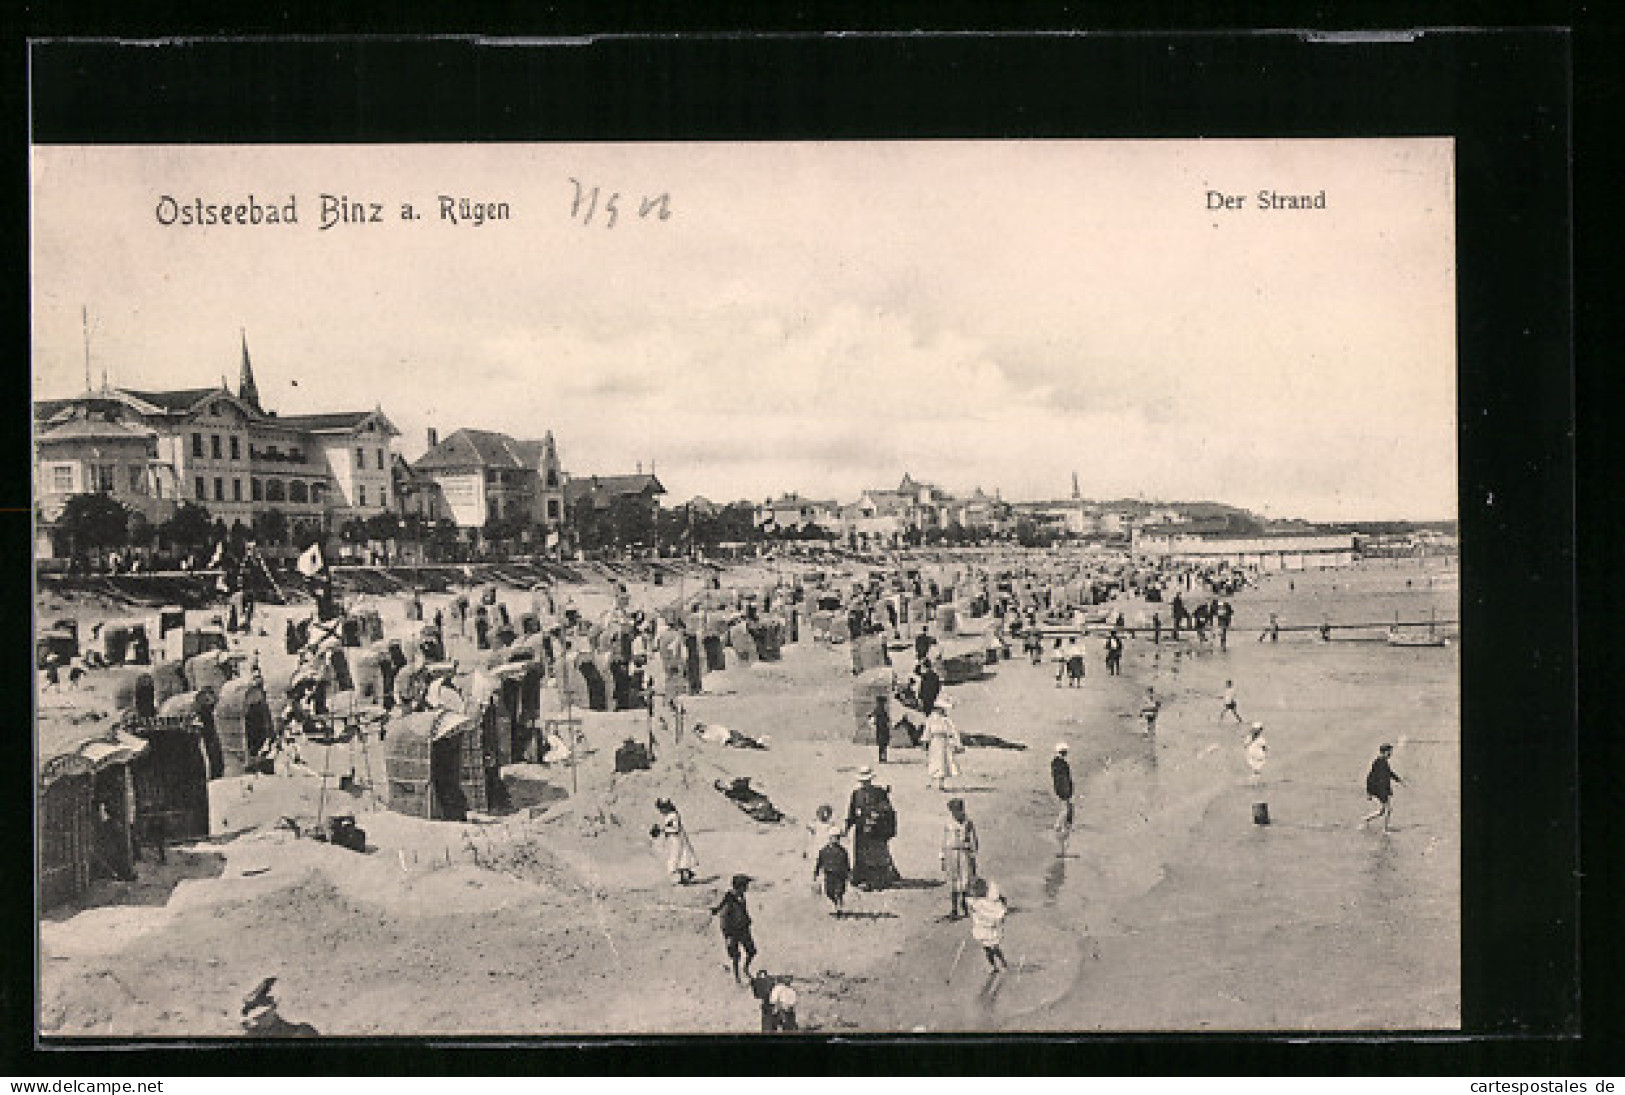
xmin=33 ymin=337 xmax=398 ymax=559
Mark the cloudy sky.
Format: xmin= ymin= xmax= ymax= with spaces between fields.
xmin=32 ymin=140 xmax=1455 ymax=521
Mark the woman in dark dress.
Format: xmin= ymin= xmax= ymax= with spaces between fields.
xmin=843 ymin=767 xmax=900 ymax=891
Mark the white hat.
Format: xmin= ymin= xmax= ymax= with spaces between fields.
xmin=856 ymin=766 xmax=874 ymax=782
xmin=1055 ymin=742 xmax=1069 ymax=754
xmin=939 ymin=697 xmax=955 ymax=710
xmin=1251 ymin=721 xmax=1264 ymax=730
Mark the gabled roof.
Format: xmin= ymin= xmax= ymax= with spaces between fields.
xmin=391 ymin=452 xmax=431 ymax=483
xmin=278 ymin=410 xmax=399 ymax=436
xmin=36 ymin=416 xmax=156 ymax=444
xmin=564 ymin=473 xmax=667 ymax=507
xmin=119 ymin=387 xmax=223 ymax=414
xmin=766 ymin=493 xmax=837 ymax=510
xmin=414 ymin=427 xmax=544 ymax=472
xmin=33 ymin=398 xmax=79 ymax=422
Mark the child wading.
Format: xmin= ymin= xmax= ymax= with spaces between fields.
xmin=711 ymin=874 xmax=758 ymax=983
xmin=1139 ymin=687 xmax=1161 ymax=735
xmin=965 ymin=877 xmax=1010 ymax=973
xmin=1244 ymin=722 xmax=1269 ymax=781
xmin=1360 ymin=743 xmax=1405 ymax=832
xmin=813 ymin=829 xmax=852 ymax=916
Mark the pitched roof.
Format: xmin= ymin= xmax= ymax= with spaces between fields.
xmin=277 ymin=410 xmax=398 ymax=435
xmin=33 ymin=398 xmax=79 ymax=422
xmin=564 ymin=473 xmax=667 ymax=506
xmin=119 ymin=387 xmax=222 ymax=414
xmin=36 ymin=416 xmax=156 ymax=444
xmin=414 ymin=428 xmax=545 ymax=471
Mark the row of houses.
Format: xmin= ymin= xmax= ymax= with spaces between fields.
xmin=33 ymin=336 xmax=664 ymax=561
xmin=752 ymin=473 xmax=1187 ymax=544
xmin=754 ymin=474 xmax=1006 ymax=540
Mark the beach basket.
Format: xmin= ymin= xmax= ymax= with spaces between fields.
xmin=351 ymin=643 xmax=396 ymax=710
xmin=131 ymin=713 xmax=209 ymax=844
xmin=851 ymin=668 xmax=896 ymax=743
xmin=850 ymin=633 xmax=890 ymax=675
xmin=38 ymin=753 xmax=95 ymax=908
xmin=185 ymin=651 xmax=233 ymax=693
xmin=215 ymin=679 xmax=272 ymax=776
xmin=151 ymin=661 xmax=189 ymax=706
xmin=728 ymin=621 xmax=758 ymax=667
xmin=384 ymin=709 xmax=484 ymax=820
xmin=109 ymin=668 xmax=157 ymax=720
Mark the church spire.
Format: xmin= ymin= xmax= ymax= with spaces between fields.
xmin=238 ymin=328 xmax=262 ymax=411
xmin=1071 ymin=470 xmax=1081 ymax=501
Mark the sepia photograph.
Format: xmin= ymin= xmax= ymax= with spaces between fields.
xmin=31 ymin=138 xmax=1462 ymax=1038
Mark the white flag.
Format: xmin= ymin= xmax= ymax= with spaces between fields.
xmin=546 ymin=530 xmax=560 ymax=549
xmin=297 ymin=542 xmax=326 ymax=578
xmin=206 ymin=541 xmax=226 ymax=568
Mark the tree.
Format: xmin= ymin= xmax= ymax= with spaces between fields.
xmin=292 ymin=519 xmax=324 ymax=551
xmin=253 ymin=508 xmax=289 ymax=546
xmin=1014 ymin=517 xmax=1048 ymax=549
xmin=57 ymin=493 xmax=132 ymax=560
xmin=126 ymin=511 xmax=153 ymax=549
xmin=364 ymin=512 xmax=401 ymax=543
xmin=161 ymin=502 xmax=214 ymax=551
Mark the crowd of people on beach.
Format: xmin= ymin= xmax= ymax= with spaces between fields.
xmin=613 ymin=555 xmax=1419 ymax=1017
xmin=39 ymin=547 xmax=1422 ymax=1034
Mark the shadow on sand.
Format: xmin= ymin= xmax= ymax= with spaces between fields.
xmin=42 ymin=846 xmax=228 ymax=922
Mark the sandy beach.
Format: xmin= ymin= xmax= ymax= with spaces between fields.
xmin=35 ymin=557 xmax=1458 ymax=1036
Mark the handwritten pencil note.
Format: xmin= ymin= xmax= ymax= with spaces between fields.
xmin=570 ymin=179 xmax=673 ymax=228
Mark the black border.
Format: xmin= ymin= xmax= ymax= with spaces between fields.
xmin=7 ymin=24 xmax=1601 ymax=1077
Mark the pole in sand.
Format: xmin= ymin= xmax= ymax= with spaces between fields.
xmin=565 ymin=654 xmax=578 ymax=796
xmin=946 ymin=936 xmax=969 ymax=985
xmin=314 ymin=712 xmax=337 ymax=833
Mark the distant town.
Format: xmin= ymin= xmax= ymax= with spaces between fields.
xmin=34 ymin=336 xmax=1457 ymax=574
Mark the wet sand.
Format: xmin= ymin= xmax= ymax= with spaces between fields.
xmin=37 ymin=559 xmax=1458 ymax=1035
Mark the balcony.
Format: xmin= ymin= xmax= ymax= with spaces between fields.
xmin=248 ymin=447 xmax=311 ymax=466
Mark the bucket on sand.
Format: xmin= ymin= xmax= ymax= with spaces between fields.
xmin=1252 ymin=802 xmax=1271 ymax=826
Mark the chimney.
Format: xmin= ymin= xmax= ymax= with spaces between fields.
xmin=426 ymin=426 xmax=438 ymax=449
xmin=636 ymin=460 xmax=643 ymax=474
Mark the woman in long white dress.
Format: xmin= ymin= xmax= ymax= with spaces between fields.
xmin=924 ymin=702 xmax=963 ymax=791
xmin=654 ymin=798 xmax=699 ymax=884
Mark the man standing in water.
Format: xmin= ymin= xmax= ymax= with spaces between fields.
xmin=1360 ymin=743 xmax=1405 ymax=832
xmin=1139 ymin=686 xmax=1161 ymax=736
xmin=1051 ymin=743 xmax=1075 ymax=843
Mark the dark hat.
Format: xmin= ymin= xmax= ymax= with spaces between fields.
xmin=1379 ymin=743 xmax=1394 ymax=753
xmin=732 ymin=874 xmax=752 ymax=888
